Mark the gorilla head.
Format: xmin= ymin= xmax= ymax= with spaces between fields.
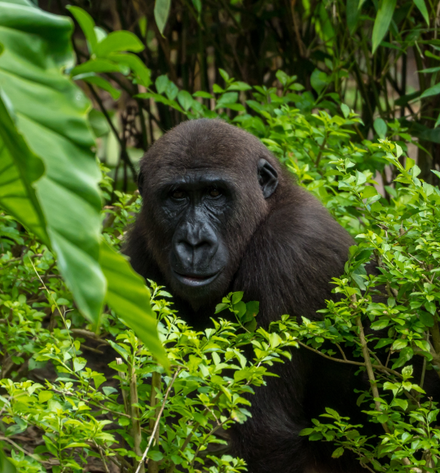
xmin=135 ymin=119 xmax=281 ymax=309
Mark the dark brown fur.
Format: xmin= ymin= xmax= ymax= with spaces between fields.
xmin=126 ymin=119 xmax=367 ymax=473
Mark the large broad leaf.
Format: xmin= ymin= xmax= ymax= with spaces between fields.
xmin=0 ymin=96 xmax=48 ymax=244
xmin=372 ymin=0 xmax=397 ymax=54
xmin=0 ymin=0 xmax=166 ymax=368
xmin=0 ymin=0 xmax=106 ymax=321
xmin=99 ymin=241 xmax=169 ymax=368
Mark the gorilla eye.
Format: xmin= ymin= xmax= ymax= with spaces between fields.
xmin=171 ymin=189 xmax=186 ymax=200
xmin=208 ymin=188 xmax=221 ymax=198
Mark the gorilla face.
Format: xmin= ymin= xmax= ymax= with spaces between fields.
xmin=159 ymin=170 xmax=232 ymax=300
xmin=136 ymin=120 xmax=279 ymax=308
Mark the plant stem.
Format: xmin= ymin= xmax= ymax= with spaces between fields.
xmin=148 ymin=371 xmax=161 ymax=473
xmin=130 ymin=362 xmax=144 ymax=473
xmin=135 ymin=367 xmax=181 ymax=473
xmin=356 ymin=315 xmax=390 ymax=433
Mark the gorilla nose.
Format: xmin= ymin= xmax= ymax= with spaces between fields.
xmin=174 ymin=225 xmax=219 ymax=270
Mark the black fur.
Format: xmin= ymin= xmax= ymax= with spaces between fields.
xmin=126 ymin=119 xmax=369 ymax=472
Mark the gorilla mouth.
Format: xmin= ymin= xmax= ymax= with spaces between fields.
xmin=173 ymin=270 xmax=221 ymax=287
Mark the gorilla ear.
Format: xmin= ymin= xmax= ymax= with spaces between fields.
xmin=138 ymin=172 xmax=144 ymax=195
xmin=258 ymin=159 xmax=278 ymax=199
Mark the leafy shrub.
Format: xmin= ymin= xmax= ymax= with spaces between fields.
xmin=0 ymin=192 xmax=297 ymax=473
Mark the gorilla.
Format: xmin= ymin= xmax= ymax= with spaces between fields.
xmin=126 ymin=118 xmax=366 ymax=473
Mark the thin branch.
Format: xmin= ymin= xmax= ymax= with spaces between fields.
xmin=297 ymin=340 xmax=402 ymax=378
xmin=356 ymin=315 xmax=390 ymax=434
xmin=0 ymin=435 xmax=57 ymax=465
xmin=135 ymin=367 xmax=182 ymax=473
xmin=86 ymin=82 xmax=137 ymax=183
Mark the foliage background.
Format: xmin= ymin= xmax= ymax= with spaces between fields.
xmin=42 ymin=0 xmax=440 ymax=188
xmin=0 ymin=0 xmax=440 ymax=472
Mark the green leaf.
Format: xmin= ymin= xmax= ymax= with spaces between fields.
xmin=276 ymin=70 xmax=289 ymax=86
xmin=414 ymin=0 xmax=429 ymax=26
xmin=245 ymin=318 xmax=257 ymax=332
xmin=67 ymin=5 xmax=97 ymax=53
xmin=177 ymin=90 xmax=194 ymax=111
xmin=300 ymin=427 xmax=315 ymax=436
xmin=310 ymin=69 xmax=330 ymax=94
xmin=232 ymin=292 xmax=244 ymax=304
xmin=392 ymin=347 xmax=414 ymax=369
xmin=362 ymin=186 xmax=378 ymax=198
xmin=246 ymin=300 xmax=260 ymax=318
xmin=92 ymin=373 xmax=106 ymax=389
xmin=148 ymin=450 xmax=164 ymax=462
xmin=62 ymin=441 xmax=89 ymax=449
xmin=392 ymin=339 xmax=408 ymax=351
xmin=223 ymin=103 xmax=245 ymax=112
xmin=372 ymin=0 xmax=397 ymax=54
xmin=228 ymin=81 xmax=252 ymax=91
xmin=0 ymin=96 xmax=48 ymax=244
xmin=0 ymin=0 xmax=106 ymax=322
xmin=94 ymin=31 xmax=144 ymax=57
xmin=215 ymin=303 xmax=229 ymax=314
xmin=332 ymin=447 xmax=344 ymax=458
xmin=213 ymin=83 xmax=224 ymax=94
xmin=371 ymin=319 xmax=389 ymax=330
xmin=219 ymin=68 xmax=230 ymax=82
xmin=234 ymin=301 xmax=247 ymax=319
xmin=109 ymin=52 xmax=152 ymax=87
xmin=346 ymin=0 xmax=360 ymax=34
xmin=38 ymin=391 xmax=53 ymax=403
xmin=420 ymin=83 xmax=440 ymax=99
xmin=73 ymin=357 xmax=87 ymax=372
xmin=154 ymin=0 xmax=171 ymax=35
xmin=216 ymin=92 xmax=238 ymax=107
xmin=373 ymin=117 xmax=387 ymax=138
xmin=156 ymin=74 xmax=169 ymax=94
xmin=419 ymin=311 xmax=434 ymax=327
xmin=191 ymin=0 xmax=202 ymax=14
xmin=107 ymin=340 xmax=130 ymax=361
xmin=341 ymin=103 xmax=350 ymax=118
xmin=99 ymin=240 xmax=169 ymax=369
xmin=80 ymin=74 xmax=121 ymax=100
xmin=425 ymin=301 xmax=436 ymax=315
xmin=193 ymin=91 xmax=213 ymax=99
xmin=0 ymin=449 xmax=16 ymax=473
xmin=71 ymin=58 xmax=126 ymax=76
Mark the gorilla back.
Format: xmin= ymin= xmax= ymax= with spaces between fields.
xmin=126 ymin=119 xmax=362 ymax=472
